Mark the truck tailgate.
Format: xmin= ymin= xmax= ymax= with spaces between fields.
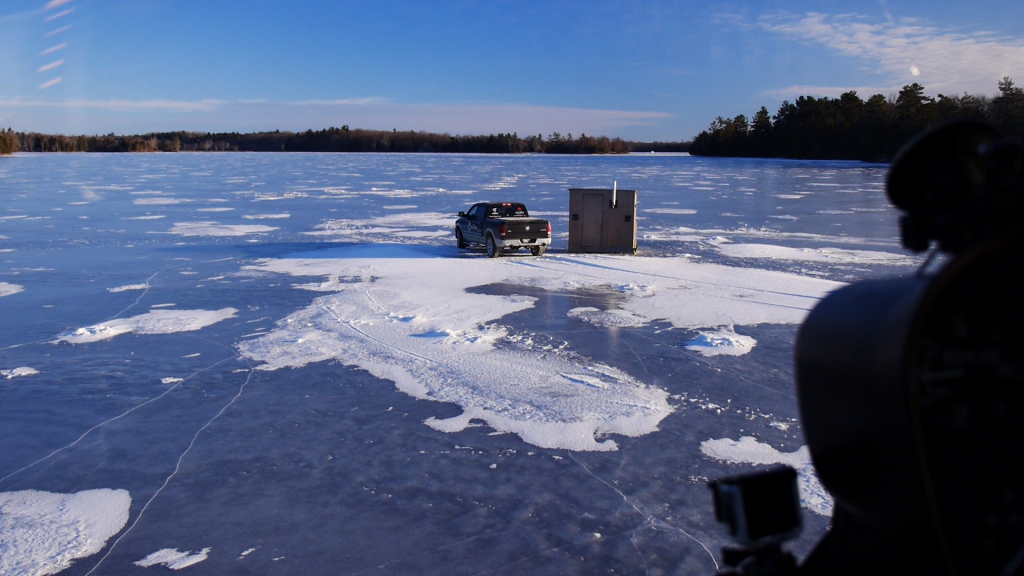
xmin=498 ymin=218 xmax=549 ymax=239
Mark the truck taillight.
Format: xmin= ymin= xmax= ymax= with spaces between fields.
xmin=499 ymin=224 xmax=507 ymax=237
xmin=547 ymin=222 xmax=551 ymax=235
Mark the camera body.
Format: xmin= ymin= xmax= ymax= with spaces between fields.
xmin=709 ymin=466 xmax=802 ymax=574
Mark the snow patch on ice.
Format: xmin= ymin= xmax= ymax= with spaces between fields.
xmin=568 ymin=307 xmax=647 ymax=328
xmin=108 ymin=283 xmax=148 ymax=293
xmin=237 ymin=247 xmax=839 ymax=451
xmin=305 ymin=212 xmax=453 ymax=243
xmin=123 ymin=215 xmax=166 ymax=220
xmin=2 ymin=367 xmax=38 ymax=379
xmin=617 ymin=283 xmax=654 ymax=297
xmin=134 ymin=197 xmax=191 ymax=205
xmin=0 ymin=489 xmax=131 ymax=576
xmin=242 ymin=213 xmax=290 ymax=220
xmin=643 ymin=208 xmax=697 ymax=215
xmin=716 ymin=243 xmax=915 ymax=265
xmin=57 ymin=308 xmax=237 ymax=343
xmin=700 ymin=436 xmax=833 ymax=516
xmin=169 ymin=222 xmax=278 ymax=237
xmin=135 ymin=548 xmax=211 ymax=570
xmin=641 ymin=225 xmax=901 ymax=249
xmin=1 ymin=282 xmax=24 ymax=297
xmin=685 ymin=328 xmax=756 ymax=357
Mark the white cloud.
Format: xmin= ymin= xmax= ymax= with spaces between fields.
xmin=0 ymin=98 xmax=225 ymax=113
xmin=758 ymin=12 xmax=1024 ymax=97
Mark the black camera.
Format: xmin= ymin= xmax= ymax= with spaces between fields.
xmin=709 ymin=466 xmax=802 ymax=575
xmin=709 ymin=121 xmax=1024 ymax=576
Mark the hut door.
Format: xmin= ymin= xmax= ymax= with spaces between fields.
xmin=582 ymin=194 xmax=604 ymax=247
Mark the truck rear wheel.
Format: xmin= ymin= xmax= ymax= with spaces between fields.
xmin=486 ymin=235 xmax=501 ymax=258
xmin=530 ymin=245 xmax=546 ymax=256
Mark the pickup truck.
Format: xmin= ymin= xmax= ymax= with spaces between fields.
xmin=455 ymin=202 xmax=551 ymax=257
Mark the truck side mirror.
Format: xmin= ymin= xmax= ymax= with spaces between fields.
xmin=458 ymin=212 xmax=465 ymax=217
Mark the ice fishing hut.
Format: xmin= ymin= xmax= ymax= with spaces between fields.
xmin=568 ymin=183 xmax=638 ymax=254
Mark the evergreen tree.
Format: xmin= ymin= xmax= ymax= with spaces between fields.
xmin=0 ymin=129 xmax=16 ymax=155
xmin=993 ymin=77 xmax=1024 ymax=137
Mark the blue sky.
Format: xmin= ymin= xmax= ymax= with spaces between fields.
xmin=2 ymin=0 xmax=1023 ymax=140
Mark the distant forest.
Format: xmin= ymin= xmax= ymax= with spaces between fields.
xmin=0 ymin=126 xmax=688 ymax=156
xmin=690 ymin=77 xmax=1024 ymax=162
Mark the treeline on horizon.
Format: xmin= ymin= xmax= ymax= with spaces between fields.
xmin=690 ymin=77 xmax=1024 ymax=162
xmin=0 ymin=126 xmax=689 ymax=156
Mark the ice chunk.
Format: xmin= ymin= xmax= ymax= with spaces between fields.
xmin=567 ymin=307 xmax=647 ymax=328
xmin=685 ymin=328 xmax=756 ymax=357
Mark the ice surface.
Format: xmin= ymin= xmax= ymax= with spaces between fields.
xmin=0 ymin=153 xmax=911 ymax=575
xmin=2 ymin=367 xmax=38 ymax=379
xmin=56 ymin=308 xmax=238 ymax=343
xmin=0 ymin=282 xmax=24 ymax=297
xmin=0 ymin=488 xmax=131 ymax=576
xmin=700 ymin=436 xmax=833 ymax=516
xmin=134 ymin=548 xmax=211 ymax=570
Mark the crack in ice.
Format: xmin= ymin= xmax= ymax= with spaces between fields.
xmin=567 ymin=451 xmax=720 ymax=573
xmin=0 ymin=355 xmax=234 ymax=487
xmin=84 ymin=364 xmax=256 ymax=576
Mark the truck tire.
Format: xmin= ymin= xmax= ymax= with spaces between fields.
xmin=455 ymin=227 xmax=467 ymax=249
xmin=530 ymin=245 xmax=546 ymax=256
xmin=486 ymin=234 xmax=501 ymax=258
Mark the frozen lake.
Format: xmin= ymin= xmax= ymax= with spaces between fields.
xmin=0 ymin=153 xmax=916 ymax=575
